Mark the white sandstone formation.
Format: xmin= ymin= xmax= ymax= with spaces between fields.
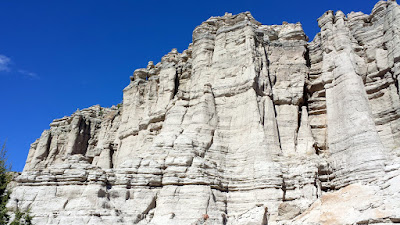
xmin=8 ymin=1 xmax=400 ymax=224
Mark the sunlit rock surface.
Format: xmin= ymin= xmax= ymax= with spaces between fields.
xmin=8 ymin=1 xmax=400 ymax=224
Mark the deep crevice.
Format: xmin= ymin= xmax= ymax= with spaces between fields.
xmin=281 ymin=178 xmax=287 ymax=201
xmin=313 ymin=178 xmax=320 ymax=199
xmin=296 ymin=72 xmax=311 ymax=146
xmin=222 ymin=214 xmax=227 ymax=225
xmin=173 ymin=71 xmax=180 ymax=98
xmin=304 ymin=47 xmax=311 ymax=68
xmin=273 ymin=102 xmax=282 ymax=151
xmin=109 ymin=143 xmax=115 ymax=169
xmin=71 ymin=117 xmax=91 ymax=156
xmin=262 ymin=43 xmax=282 ymax=150
xmin=222 ymin=198 xmax=228 ymax=225
xmin=264 ymin=45 xmax=273 ymax=91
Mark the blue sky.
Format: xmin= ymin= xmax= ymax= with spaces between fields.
xmin=0 ymin=0 xmax=380 ymax=171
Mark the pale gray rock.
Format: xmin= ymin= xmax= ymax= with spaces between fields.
xmin=8 ymin=1 xmax=400 ymax=225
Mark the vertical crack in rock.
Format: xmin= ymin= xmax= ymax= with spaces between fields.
xmin=295 ymin=46 xmax=317 ymax=155
xmin=62 ymin=199 xmax=69 ymax=210
xmin=258 ymin=37 xmax=282 ymax=151
xmin=109 ymin=143 xmax=115 ymax=169
xmin=173 ymin=70 xmax=180 ymax=99
xmin=304 ymin=47 xmax=311 ymax=68
xmin=281 ymin=178 xmax=287 ymax=202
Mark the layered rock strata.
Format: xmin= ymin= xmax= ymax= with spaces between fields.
xmin=8 ymin=1 xmax=400 ymax=224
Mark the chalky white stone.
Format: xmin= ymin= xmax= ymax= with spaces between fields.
xmin=8 ymin=1 xmax=400 ymax=224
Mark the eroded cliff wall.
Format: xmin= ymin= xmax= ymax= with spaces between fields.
xmin=8 ymin=1 xmax=400 ymax=224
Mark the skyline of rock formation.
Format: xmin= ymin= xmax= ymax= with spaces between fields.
xmin=7 ymin=1 xmax=400 ymax=224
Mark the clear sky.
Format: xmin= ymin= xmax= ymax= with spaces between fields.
xmin=0 ymin=0 xmax=380 ymax=171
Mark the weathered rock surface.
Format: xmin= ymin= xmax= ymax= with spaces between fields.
xmin=8 ymin=1 xmax=400 ymax=224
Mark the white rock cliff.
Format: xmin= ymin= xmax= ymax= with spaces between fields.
xmin=8 ymin=1 xmax=400 ymax=224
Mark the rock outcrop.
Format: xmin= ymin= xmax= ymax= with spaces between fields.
xmin=8 ymin=1 xmax=400 ymax=224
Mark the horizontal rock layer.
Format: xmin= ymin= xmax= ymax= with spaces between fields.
xmin=8 ymin=1 xmax=400 ymax=224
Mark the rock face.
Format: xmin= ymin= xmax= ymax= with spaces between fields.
xmin=8 ymin=1 xmax=400 ymax=224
